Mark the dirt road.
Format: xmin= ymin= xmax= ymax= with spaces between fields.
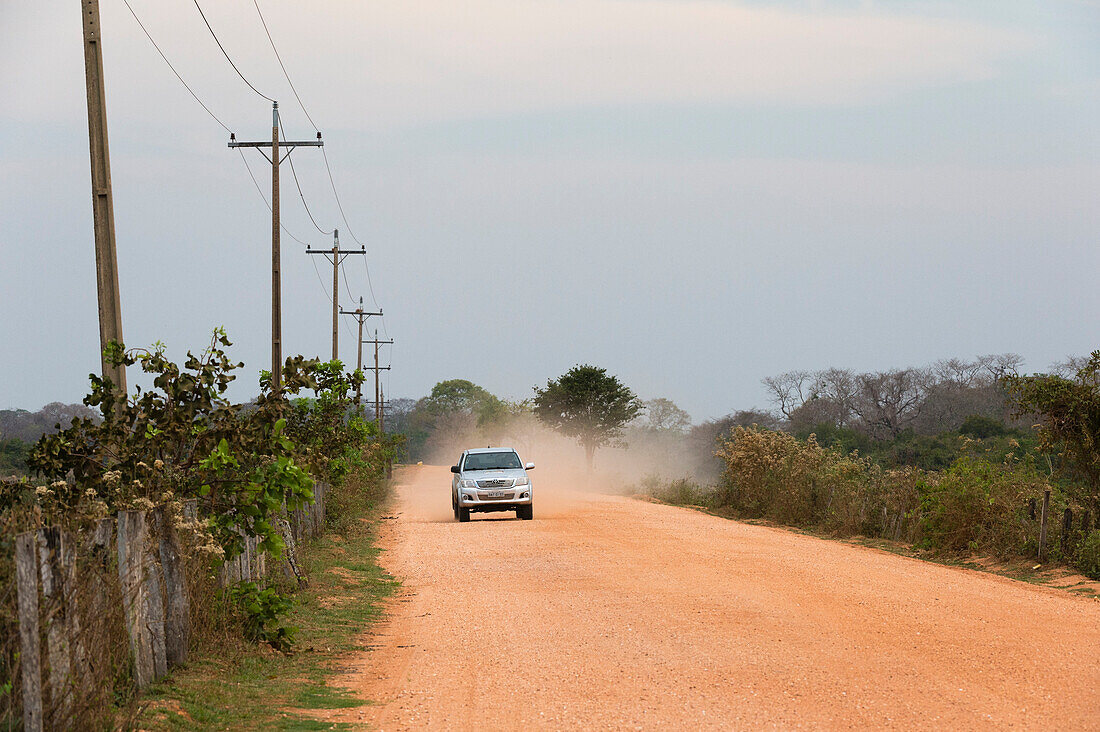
xmin=323 ymin=465 xmax=1099 ymax=730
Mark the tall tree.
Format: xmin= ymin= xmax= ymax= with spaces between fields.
xmin=533 ymin=365 xmax=642 ymax=471
xmin=1005 ymin=351 xmax=1100 ymax=516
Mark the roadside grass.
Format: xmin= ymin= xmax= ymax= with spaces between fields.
xmin=638 ymin=493 xmax=1100 ymax=600
xmin=137 ymin=485 xmax=398 ymax=730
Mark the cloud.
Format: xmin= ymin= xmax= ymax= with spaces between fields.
xmin=3 ymin=0 xmax=1037 ymax=130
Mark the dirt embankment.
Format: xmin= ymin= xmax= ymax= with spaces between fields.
xmin=320 ymin=465 xmax=1100 ymax=730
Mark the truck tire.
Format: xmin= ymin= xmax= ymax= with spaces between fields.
xmin=458 ymin=507 xmax=471 ymax=523
xmin=517 ymin=504 xmax=533 ymax=521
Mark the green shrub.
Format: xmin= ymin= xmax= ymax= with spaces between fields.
xmin=917 ymin=457 xmax=1043 ymax=556
xmin=1078 ymin=531 xmax=1100 ymax=580
xmin=228 ymin=582 xmax=297 ymax=651
xmin=653 ymin=478 xmax=703 ymax=506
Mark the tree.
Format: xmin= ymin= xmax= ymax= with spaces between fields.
xmin=1005 ymin=351 xmax=1100 ymax=516
xmin=421 ymin=379 xmax=503 ymax=426
xmin=641 ymin=398 xmax=692 ymax=433
xmin=533 ymin=365 xmax=642 ymax=470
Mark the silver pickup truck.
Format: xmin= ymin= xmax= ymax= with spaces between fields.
xmin=450 ymin=447 xmax=534 ymax=522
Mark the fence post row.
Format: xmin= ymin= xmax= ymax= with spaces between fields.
xmin=13 ymin=486 xmax=326 ymax=715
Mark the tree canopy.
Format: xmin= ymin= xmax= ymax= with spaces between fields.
xmin=1005 ymin=351 xmax=1100 ymax=515
xmin=533 ymin=365 xmax=642 ymax=469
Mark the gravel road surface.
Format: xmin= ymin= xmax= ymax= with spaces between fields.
xmin=321 ymin=465 xmax=1099 ymax=730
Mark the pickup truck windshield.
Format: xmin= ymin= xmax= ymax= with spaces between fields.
xmin=463 ymin=452 xmax=522 ymax=471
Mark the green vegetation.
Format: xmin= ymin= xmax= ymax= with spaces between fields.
xmin=533 ymin=365 xmax=642 ymax=470
xmin=642 ymin=424 xmax=1093 ymax=575
xmin=0 ymin=332 xmax=401 ymax=727
xmin=388 ymin=378 xmax=527 ymax=461
xmin=0 ymin=438 xmax=29 ymax=476
xmin=1005 ymin=351 xmax=1100 ymax=518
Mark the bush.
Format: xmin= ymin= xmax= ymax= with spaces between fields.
xmin=713 ymin=427 xmax=897 ymax=535
xmin=653 ymin=477 xmax=703 ymax=506
xmin=917 ymin=457 xmax=1043 ymax=556
xmin=1079 ymin=531 xmax=1100 ymax=580
xmin=227 ymin=582 xmax=297 ymax=651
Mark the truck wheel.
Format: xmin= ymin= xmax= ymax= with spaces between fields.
xmin=458 ymin=507 xmax=471 ymax=523
xmin=517 ymin=505 xmax=533 ymax=521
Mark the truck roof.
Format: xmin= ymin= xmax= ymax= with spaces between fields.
xmin=464 ymin=447 xmax=517 ymax=454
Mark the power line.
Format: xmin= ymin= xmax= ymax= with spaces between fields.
xmin=246 ymin=1 xmax=386 ymax=331
xmin=253 ymin=0 xmax=319 ymax=132
xmin=320 ymin=147 xmax=366 ymax=246
xmin=284 ymin=144 xmax=334 ymax=236
xmin=340 ymin=264 xmax=356 ymax=303
xmin=309 ymin=252 xmax=331 ymax=302
xmin=360 ymin=255 xmax=387 ymax=336
xmin=192 ymin=0 xmax=276 ymax=103
xmin=237 ymin=148 xmax=312 ymax=248
xmin=121 ymin=0 xmax=232 ymax=134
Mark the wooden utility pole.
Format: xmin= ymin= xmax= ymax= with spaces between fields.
xmin=339 ymin=298 xmax=382 ymax=406
xmin=362 ymin=330 xmax=392 ymax=424
xmin=307 ymin=231 xmax=365 ymax=362
xmin=229 ymin=103 xmax=323 ymax=389
xmin=82 ymin=0 xmax=126 ymax=392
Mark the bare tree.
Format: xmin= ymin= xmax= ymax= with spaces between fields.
xmin=849 ymin=368 xmax=931 ymax=439
xmin=761 ymin=371 xmax=813 ymax=418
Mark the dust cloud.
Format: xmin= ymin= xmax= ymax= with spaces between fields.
xmin=405 ymin=416 xmax=700 ymax=522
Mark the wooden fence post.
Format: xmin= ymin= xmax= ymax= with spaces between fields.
xmin=15 ymin=532 xmax=43 ymax=732
xmin=117 ymin=510 xmax=167 ymax=688
xmin=1038 ymin=489 xmax=1051 ymax=563
xmin=154 ymin=506 xmax=190 ymax=667
xmin=276 ymin=518 xmax=304 ymax=586
xmin=37 ymin=528 xmax=71 ymax=717
xmin=37 ymin=528 xmax=90 ymax=720
xmin=89 ymin=519 xmax=114 ymax=636
xmin=1061 ymin=508 xmax=1073 ymax=553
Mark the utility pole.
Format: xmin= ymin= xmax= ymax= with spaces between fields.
xmin=307 ymin=230 xmax=365 ymax=362
xmin=362 ymin=330 xmax=392 ymax=424
xmin=339 ymin=298 xmax=382 ymax=406
xmin=229 ymin=103 xmax=322 ymax=389
xmin=81 ymin=0 xmax=126 ymax=392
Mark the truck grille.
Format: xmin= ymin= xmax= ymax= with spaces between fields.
xmin=476 ymin=479 xmax=513 ymax=488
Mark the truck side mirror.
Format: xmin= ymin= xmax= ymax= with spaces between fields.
xmin=524 ymin=462 xmax=535 ymax=470
xmin=450 ymin=465 xmax=460 ymax=474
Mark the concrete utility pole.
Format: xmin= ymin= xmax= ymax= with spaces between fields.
xmin=81 ymin=0 xmax=126 ymax=392
xmin=362 ymin=329 xmax=392 ymax=424
xmin=307 ymin=231 xmax=365 ymax=362
xmin=229 ymin=102 xmax=323 ymax=389
xmin=339 ymin=298 xmax=382 ymax=406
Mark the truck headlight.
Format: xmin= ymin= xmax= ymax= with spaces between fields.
xmin=513 ymin=476 xmax=529 ymax=486
xmin=460 ymin=479 xmax=477 ymax=488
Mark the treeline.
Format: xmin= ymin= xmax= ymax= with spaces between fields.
xmin=644 ymin=352 xmax=1100 ymax=581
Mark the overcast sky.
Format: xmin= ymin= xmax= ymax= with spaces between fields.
xmin=2 ymin=0 xmax=1098 ymax=421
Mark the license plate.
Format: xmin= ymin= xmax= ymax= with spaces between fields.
xmin=487 ymin=491 xmax=507 ymax=498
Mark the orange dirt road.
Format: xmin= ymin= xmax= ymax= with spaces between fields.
xmin=324 ymin=465 xmax=1099 ymax=730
